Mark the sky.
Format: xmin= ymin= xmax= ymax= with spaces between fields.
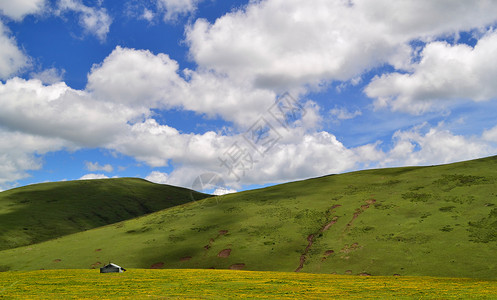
xmin=1 ymin=0 xmax=497 ymax=194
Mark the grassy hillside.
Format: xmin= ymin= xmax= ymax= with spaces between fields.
xmin=1 ymin=156 xmax=497 ymax=279
xmin=0 ymin=178 xmax=208 ymax=251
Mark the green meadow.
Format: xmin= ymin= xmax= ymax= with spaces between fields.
xmin=1 ymin=156 xmax=497 ymax=280
xmin=1 ymin=269 xmax=496 ymax=299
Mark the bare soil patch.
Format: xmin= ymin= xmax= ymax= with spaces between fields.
xmin=150 ymin=262 xmax=164 ymax=269
xmin=217 ymin=249 xmax=232 ymax=258
xmin=340 ymin=243 xmax=362 ymax=254
xmin=366 ymin=199 xmax=377 ymax=205
xmin=180 ymin=256 xmax=192 ymax=262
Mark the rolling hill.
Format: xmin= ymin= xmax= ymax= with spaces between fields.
xmin=1 ymin=156 xmax=497 ymax=279
xmin=0 ymin=178 xmax=209 ymax=251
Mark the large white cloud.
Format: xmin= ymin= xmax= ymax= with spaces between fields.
xmin=87 ymin=46 xmax=186 ymax=108
xmin=86 ymin=46 xmax=289 ymax=128
xmin=186 ymin=0 xmax=497 ymax=91
xmin=366 ymin=30 xmax=497 ymax=114
xmin=0 ymin=77 xmax=140 ymax=147
xmin=0 ymin=0 xmax=46 ymax=20
xmin=0 ymin=22 xmax=29 ymax=80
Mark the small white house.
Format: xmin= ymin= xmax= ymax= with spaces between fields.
xmin=100 ymin=263 xmax=126 ymax=273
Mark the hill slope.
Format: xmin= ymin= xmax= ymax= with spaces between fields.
xmin=1 ymin=156 xmax=497 ymax=278
xmin=0 ymin=178 xmax=208 ymax=251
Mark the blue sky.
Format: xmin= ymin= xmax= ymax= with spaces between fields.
xmin=1 ymin=0 xmax=497 ymax=193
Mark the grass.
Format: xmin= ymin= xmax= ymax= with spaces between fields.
xmin=1 ymin=269 xmax=496 ymax=299
xmin=0 ymin=178 xmax=208 ymax=251
xmin=1 ymin=156 xmax=497 ymax=279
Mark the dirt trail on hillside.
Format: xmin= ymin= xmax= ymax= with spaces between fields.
xmin=295 ymin=204 xmax=341 ymax=272
xmin=295 ymin=234 xmax=315 ymax=272
xmin=295 ymin=199 xmax=376 ymax=272
xmin=343 ymin=199 xmax=375 ymax=235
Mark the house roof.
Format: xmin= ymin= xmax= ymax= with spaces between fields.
xmin=103 ymin=263 xmax=122 ymax=268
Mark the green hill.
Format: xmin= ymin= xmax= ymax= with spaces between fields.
xmin=0 ymin=178 xmax=208 ymax=251
xmin=1 ymin=156 xmax=497 ymax=279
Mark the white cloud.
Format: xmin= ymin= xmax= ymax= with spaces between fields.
xmin=0 ymin=77 xmax=141 ymax=147
xmin=0 ymin=129 xmax=67 ymax=185
xmin=366 ymin=30 xmax=497 ymax=114
xmin=87 ymin=46 xmax=185 ymax=108
xmin=79 ymin=173 xmax=110 ymax=180
xmin=186 ymin=0 xmax=497 ymax=91
xmin=141 ymin=8 xmax=155 ymax=22
xmin=109 ymin=118 xmax=230 ymax=168
xmin=483 ymin=125 xmax=497 ymax=142
xmin=213 ymin=187 xmax=237 ymax=195
xmin=57 ymin=0 xmax=112 ymax=41
xmin=380 ymin=123 xmax=493 ymax=167
xmin=85 ymin=161 xmax=113 ymax=173
xmin=0 ymin=21 xmax=29 ymax=79
xmin=156 ymin=0 xmax=202 ymax=21
xmin=0 ymin=0 xmax=46 ymax=20
xmin=86 ymin=46 xmax=282 ymax=128
xmin=30 ymin=68 xmax=65 ymax=84
xmin=145 ymin=171 xmax=169 ymax=184
xmin=330 ymin=107 xmax=362 ymax=122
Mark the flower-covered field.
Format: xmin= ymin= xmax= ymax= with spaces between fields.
xmin=1 ymin=269 xmax=496 ymax=299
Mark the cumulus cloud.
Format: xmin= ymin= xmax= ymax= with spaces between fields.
xmin=86 ymin=46 xmax=283 ymax=127
xmin=0 ymin=0 xmax=46 ymax=20
xmin=145 ymin=171 xmax=169 ymax=184
xmin=0 ymin=129 xmax=67 ymax=185
xmin=30 ymin=68 xmax=65 ymax=84
xmin=87 ymin=46 xmax=185 ymax=108
xmin=85 ymin=161 xmax=113 ymax=173
xmin=79 ymin=173 xmax=110 ymax=180
xmin=57 ymin=0 xmax=112 ymax=41
xmin=366 ymin=30 xmax=497 ymax=114
xmin=0 ymin=22 xmax=29 ymax=79
xmin=186 ymin=0 xmax=497 ymax=91
xmin=380 ymin=123 xmax=493 ymax=167
xmin=0 ymin=77 xmax=140 ymax=147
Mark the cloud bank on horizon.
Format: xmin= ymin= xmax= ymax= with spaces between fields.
xmin=0 ymin=0 xmax=497 ymax=192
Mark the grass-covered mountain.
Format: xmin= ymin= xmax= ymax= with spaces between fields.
xmin=0 ymin=178 xmax=208 ymax=251
xmin=1 ymin=156 xmax=497 ymax=279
